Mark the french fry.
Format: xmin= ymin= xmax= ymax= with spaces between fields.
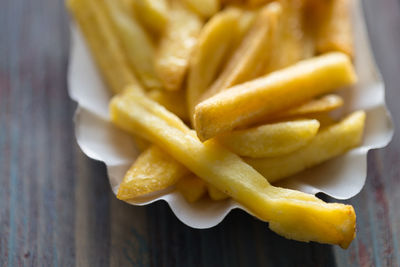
xmin=110 ymin=90 xmax=356 ymax=248
xmin=187 ymin=8 xmax=243 ymax=121
xmin=313 ymin=0 xmax=353 ymax=58
xmin=245 ymin=111 xmax=365 ymax=183
xmin=194 ymin=52 xmax=357 ymax=141
xmin=218 ymin=119 xmax=320 ymax=158
xmin=245 ymin=0 xmax=272 ymax=7
xmin=181 ymin=0 xmax=220 ymax=18
xmin=202 ymin=3 xmax=282 ymax=100
xmin=268 ymin=0 xmax=313 ymax=71
xmin=220 ymin=0 xmax=246 ymax=4
xmin=235 ymin=8 xmax=257 ymax=40
xmin=121 ymin=87 xmax=190 ymax=135
xmin=148 ymin=89 xmax=189 ymax=121
xmin=176 ymin=174 xmax=207 ymax=202
xmin=281 ymin=113 xmax=339 ymax=128
xmin=208 ymin=184 xmax=229 ymax=201
xmin=260 ymin=94 xmax=343 ymax=125
xmin=274 ymin=113 xmax=338 ymax=129
xmin=67 ymin=0 xmax=140 ymax=94
xmin=117 ymin=145 xmax=190 ymax=200
xmin=309 ymin=113 xmax=338 ymax=128
xmin=264 ymin=95 xmax=343 ymax=127
xmin=102 ymin=0 xmax=161 ymax=90
xmin=155 ymin=0 xmax=202 ymax=91
xmin=133 ymin=0 xmax=169 ymax=34
xmin=275 ymin=94 xmax=344 ymax=119
xmin=133 ymin=135 xmax=151 ymax=152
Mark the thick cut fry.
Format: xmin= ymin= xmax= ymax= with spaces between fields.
xmin=309 ymin=113 xmax=337 ymax=128
xmin=264 ymin=94 xmax=344 ymax=123
xmin=133 ymin=135 xmax=151 ymax=151
xmin=220 ymin=0 xmax=246 ymax=4
xmin=148 ymin=89 xmax=189 ymax=121
xmin=155 ymin=0 xmax=202 ymax=91
xmin=245 ymin=111 xmax=365 ymax=183
xmin=176 ymin=174 xmax=207 ymax=202
xmin=67 ymin=0 xmax=140 ymax=94
xmin=278 ymin=113 xmax=338 ymax=127
xmin=202 ymin=3 xmax=282 ymax=100
xmin=274 ymin=113 xmax=338 ymax=129
xmin=266 ymin=0 xmax=312 ymax=71
xmin=246 ymin=0 xmax=272 ymax=7
xmin=236 ymin=8 xmax=257 ymax=39
xmin=110 ymin=90 xmax=356 ymax=248
xmin=181 ymin=0 xmax=220 ymax=18
xmin=187 ymin=8 xmax=243 ymax=121
xmin=264 ymin=95 xmax=343 ymax=127
xmin=133 ymin=0 xmax=169 ymax=34
xmin=218 ymin=119 xmax=320 ymax=158
xmin=117 ymin=145 xmax=190 ymax=200
xmin=194 ymin=52 xmax=357 ymax=141
xmin=121 ymin=87 xmax=190 ymax=135
xmin=102 ymin=0 xmax=161 ymax=90
xmin=227 ymin=0 xmax=313 ymax=71
xmin=313 ymin=0 xmax=353 ymax=58
xmin=276 ymin=94 xmax=344 ymax=119
xmin=208 ymin=185 xmax=229 ymax=201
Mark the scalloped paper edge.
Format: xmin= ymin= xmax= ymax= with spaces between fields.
xmin=67 ymin=0 xmax=393 ymax=229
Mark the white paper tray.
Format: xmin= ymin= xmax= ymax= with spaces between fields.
xmin=67 ymin=0 xmax=393 ymax=228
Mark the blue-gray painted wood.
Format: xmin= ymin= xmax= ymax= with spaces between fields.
xmin=0 ymin=0 xmax=399 ymax=266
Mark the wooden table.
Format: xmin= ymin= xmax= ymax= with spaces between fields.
xmin=1 ymin=0 xmax=399 ymax=266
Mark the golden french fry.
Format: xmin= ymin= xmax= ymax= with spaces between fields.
xmin=67 ymin=0 xmax=140 ymax=94
xmin=272 ymin=94 xmax=344 ymax=120
xmin=176 ymin=174 xmax=207 ymax=202
xmin=194 ymin=52 xmax=357 ymax=141
xmin=121 ymin=87 xmax=190 ymax=136
xmin=310 ymin=113 xmax=338 ymax=128
xmin=265 ymin=95 xmax=343 ymax=128
xmin=181 ymin=0 xmax=220 ymax=18
xmin=117 ymin=145 xmax=190 ymax=200
xmin=268 ymin=0 xmax=313 ymax=71
xmin=133 ymin=135 xmax=151 ymax=152
xmin=155 ymin=0 xmax=202 ymax=91
xmin=220 ymin=0 xmax=246 ymax=5
xmin=245 ymin=0 xmax=266 ymax=7
xmin=102 ymin=0 xmax=161 ymax=90
xmin=218 ymin=119 xmax=320 ymax=158
xmin=313 ymin=0 xmax=353 ymax=58
xmin=202 ymin=3 xmax=282 ymax=100
xmin=235 ymin=8 xmax=257 ymax=39
xmin=187 ymin=8 xmax=243 ymax=121
xmin=245 ymin=111 xmax=365 ymax=183
xmin=274 ymin=113 xmax=338 ymax=129
xmin=110 ymin=90 xmax=356 ymax=248
xmin=133 ymin=0 xmax=169 ymax=34
xmin=148 ymin=89 xmax=189 ymax=121
xmin=207 ymin=184 xmax=229 ymax=201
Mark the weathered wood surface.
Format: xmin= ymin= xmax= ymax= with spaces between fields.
xmin=0 ymin=0 xmax=399 ymax=266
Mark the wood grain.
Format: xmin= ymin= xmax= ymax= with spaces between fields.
xmin=0 ymin=0 xmax=399 ymax=266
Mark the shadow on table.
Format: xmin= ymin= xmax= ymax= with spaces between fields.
xmin=144 ymin=202 xmax=336 ymax=267
xmin=76 ymin=153 xmax=336 ymax=267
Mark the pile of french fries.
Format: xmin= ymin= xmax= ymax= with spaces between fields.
xmin=68 ymin=0 xmax=364 ymax=248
